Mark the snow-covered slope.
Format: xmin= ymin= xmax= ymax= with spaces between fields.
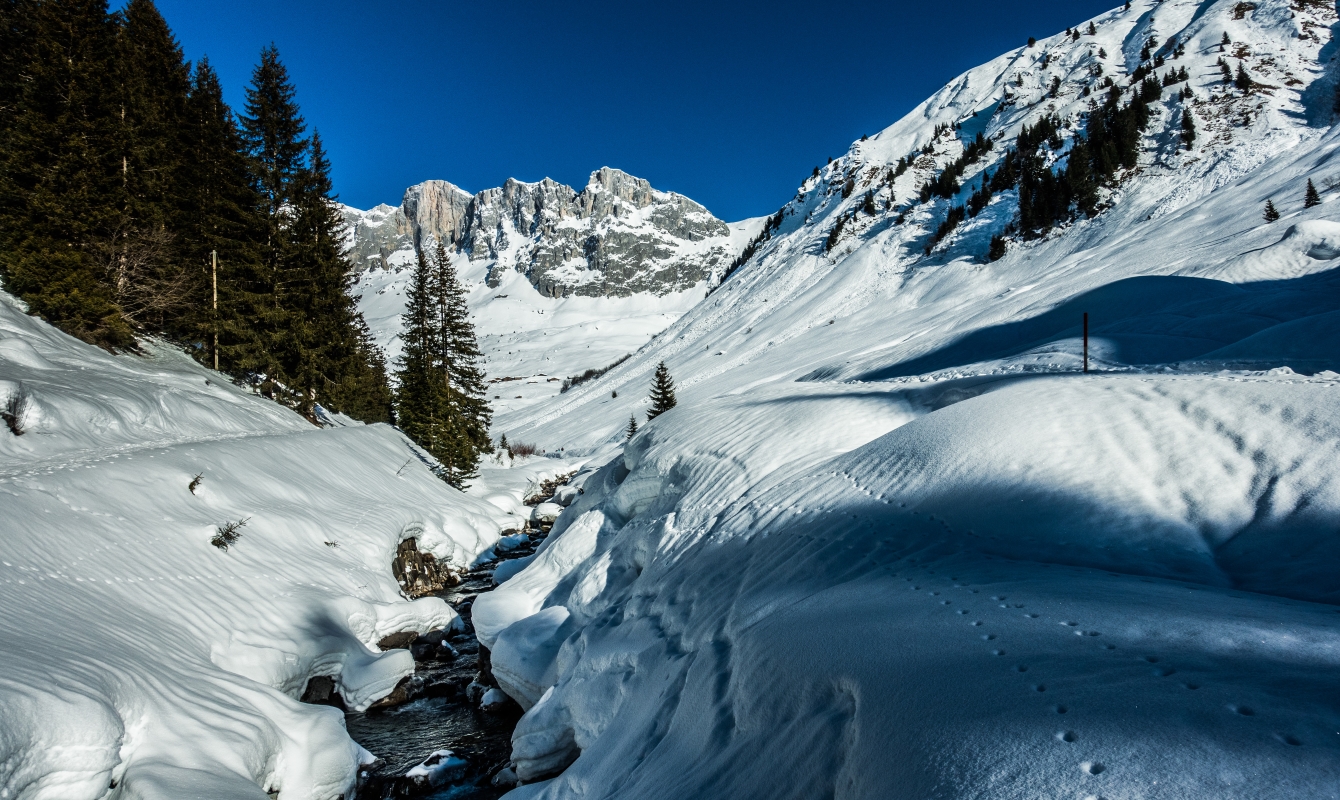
xmin=0 ymin=288 xmax=574 ymax=800
xmin=345 ymin=174 xmax=762 ymax=419
xmin=473 ymin=1 xmax=1340 ymax=797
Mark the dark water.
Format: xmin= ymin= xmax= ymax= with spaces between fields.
xmin=345 ymin=553 xmax=534 ymax=799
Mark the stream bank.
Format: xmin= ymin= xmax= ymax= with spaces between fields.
xmin=334 ymin=472 xmax=574 ymax=799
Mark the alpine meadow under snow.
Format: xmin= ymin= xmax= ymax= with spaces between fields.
xmin=3 ymin=0 xmax=1340 ymax=799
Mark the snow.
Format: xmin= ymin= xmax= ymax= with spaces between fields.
xmin=3 ymin=0 xmax=1340 ymax=797
xmin=470 ymin=0 xmax=1340 ymax=796
xmin=0 ymin=287 xmax=560 ymax=799
xmin=346 ymin=207 xmax=764 ymax=429
xmin=405 ymin=749 xmax=466 ymax=787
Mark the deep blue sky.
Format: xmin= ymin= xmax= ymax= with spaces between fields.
xmin=151 ymin=0 xmax=1117 ymax=221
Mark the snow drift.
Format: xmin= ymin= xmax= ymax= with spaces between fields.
xmin=0 ymin=287 xmax=556 ymax=799
xmin=476 ymin=0 xmax=1340 ymax=797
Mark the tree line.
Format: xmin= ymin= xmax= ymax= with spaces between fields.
xmin=0 ymin=0 xmax=391 ymax=423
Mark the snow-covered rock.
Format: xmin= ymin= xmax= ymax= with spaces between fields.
xmin=405 ymin=749 xmax=467 ymax=789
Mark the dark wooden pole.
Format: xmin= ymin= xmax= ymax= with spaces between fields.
xmin=1083 ymin=312 xmax=1089 ymax=373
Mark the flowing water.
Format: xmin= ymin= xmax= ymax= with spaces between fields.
xmin=344 ymin=540 xmax=543 ymax=799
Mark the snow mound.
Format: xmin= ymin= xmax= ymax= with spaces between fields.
xmin=0 ymin=287 xmax=522 ymax=799
xmin=1200 ymin=220 xmax=1340 ymax=283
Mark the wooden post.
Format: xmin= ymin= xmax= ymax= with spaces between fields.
xmin=1083 ymin=312 xmax=1089 ymax=373
xmin=212 ymin=250 xmax=219 ymax=371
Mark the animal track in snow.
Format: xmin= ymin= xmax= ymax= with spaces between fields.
xmin=1057 ymin=731 xmax=1077 ymax=743
xmin=1082 ymin=761 xmax=1106 ymax=775
xmin=1231 ymin=705 xmax=1255 ymax=716
xmin=1276 ymin=734 xmax=1302 ymax=746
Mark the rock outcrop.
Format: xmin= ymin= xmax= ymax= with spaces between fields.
xmin=344 ymin=168 xmax=738 ymax=298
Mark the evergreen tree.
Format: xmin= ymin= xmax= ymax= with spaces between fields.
xmin=1263 ymin=199 xmax=1280 ymax=222
xmin=0 ymin=0 xmax=134 ymax=349
xmin=394 ymin=244 xmax=491 ymax=488
xmin=646 ymin=361 xmax=677 ymax=421
xmin=1235 ymin=64 xmax=1251 ymax=92
xmin=1305 ymin=179 xmax=1322 ymax=208
xmin=239 ymin=45 xmax=308 ymax=396
xmin=862 ymin=190 xmax=877 ymax=215
xmin=624 ymin=415 xmax=638 ymax=441
xmin=1087 ymin=22 xmax=1097 ymax=36
xmin=107 ymin=0 xmax=195 ymax=334
xmin=180 ymin=57 xmax=266 ymax=372
xmin=1180 ymin=109 xmax=1196 ymax=149
xmin=430 ymin=241 xmax=491 ymax=485
xmin=988 ymin=235 xmax=1007 ymax=262
xmin=1221 ymin=32 xmax=1231 ymax=49
xmin=292 ymin=133 xmax=393 ymax=421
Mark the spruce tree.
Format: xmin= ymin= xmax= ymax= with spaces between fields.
xmin=1087 ymin=22 xmax=1097 ymax=36
xmin=181 ymin=57 xmax=266 ymax=372
xmin=239 ymin=45 xmax=306 ymax=396
xmin=394 ymin=244 xmax=491 ymax=488
xmin=288 ymin=132 xmax=392 ymax=421
xmin=646 ymin=361 xmax=677 ymax=421
xmin=1235 ymin=64 xmax=1251 ymax=92
xmin=0 ymin=0 xmax=134 ymax=349
xmin=108 ymin=0 xmax=194 ymax=334
xmin=1180 ymin=110 xmax=1196 ymax=149
xmin=1305 ymin=179 xmax=1322 ymax=208
xmin=431 ymin=241 xmax=491 ymax=486
xmin=988 ymin=235 xmax=1007 ymax=262
xmin=625 ymin=415 xmax=638 ymax=441
xmin=1263 ymin=199 xmax=1280 ymax=222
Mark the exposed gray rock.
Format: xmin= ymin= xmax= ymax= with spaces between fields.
xmin=345 ymin=168 xmax=738 ymax=298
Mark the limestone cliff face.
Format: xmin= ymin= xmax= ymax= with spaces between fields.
xmin=344 ymin=168 xmax=735 ymax=297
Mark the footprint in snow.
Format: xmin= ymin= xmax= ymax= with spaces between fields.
xmin=1057 ymin=731 xmax=1078 ymax=743
xmin=1081 ymin=761 xmax=1106 ymax=776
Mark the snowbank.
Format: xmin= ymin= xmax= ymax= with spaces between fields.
xmin=475 ymin=1 xmax=1340 ymax=796
xmin=0 ymin=289 xmax=516 ymax=799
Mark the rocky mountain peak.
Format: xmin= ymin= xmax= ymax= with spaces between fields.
xmin=344 ymin=168 xmax=738 ymax=298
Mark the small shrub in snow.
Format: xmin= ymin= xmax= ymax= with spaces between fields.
xmin=509 ymin=442 xmax=540 ymax=458
xmin=561 ymin=354 xmax=631 ymax=393
xmin=625 ymin=415 xmax=639 ymax=441
xmin=2 ymin=384 xmax=30 ymax=436
xmin=211 ymin=518 xmax=249 ymax=551
xmin=188 ymin=473 xmax=204 ymax=494
xmin=1264 ymin=200 xmax=1281 ymax=223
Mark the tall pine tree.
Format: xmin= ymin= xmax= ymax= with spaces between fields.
xmin=395 ymin=242 xmax=492 ymax=487
xmin=181 ymin=57 xmax=267 ymax=372
xmin=0 ymin=0 xmax=133 ymax=349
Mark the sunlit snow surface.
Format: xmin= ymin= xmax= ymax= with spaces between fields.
xmin=0 ymin=288 xmax=582 ymax=799
xmin=475 ymin=0 xmax=1340 ymax=797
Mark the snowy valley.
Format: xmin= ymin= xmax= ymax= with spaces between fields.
xmin=343 ymin=170 xmax=763 ymax=421
xmin=3 ymin=0 xmax=1340 ymax=798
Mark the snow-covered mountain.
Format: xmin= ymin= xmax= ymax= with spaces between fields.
xmin=474 ymin=0 xmax=1340 ymax=796
xmin=343 ymin=170 xmax=762 ymax=416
